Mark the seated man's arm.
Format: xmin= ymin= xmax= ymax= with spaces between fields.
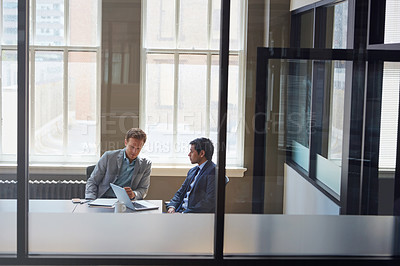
xmin=131 ymin=160 xmax=152 ymax=200
xmin=166 ymin=176 xmax=192 ymax=211
xmin=85 ymin=153 xmax=108 ymax=199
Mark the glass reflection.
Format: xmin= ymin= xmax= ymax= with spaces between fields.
xmin=287 ymin=60 xmax=312 ymax=171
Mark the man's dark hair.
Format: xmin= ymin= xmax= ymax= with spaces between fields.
xmin=125 ymin=128 xmax=147 ymax=143
xmin=190 ymin=138 xmax=214 ymax=161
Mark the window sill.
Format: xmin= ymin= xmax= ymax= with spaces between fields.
xmin=0 ymin=164 xmax=247 ymax=177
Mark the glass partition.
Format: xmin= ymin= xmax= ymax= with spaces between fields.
xmin=384 ymin=0 xmax=400 ymax=44
xmin=287 ymin=60 xmax=312 ymax=172
xmin=5 ymin=0 xmax=400 ymax=264
xmin=379 ymin=62 xmax=400 ymax=215
xmin=0 ymin=0 xmax=17 ymax=256
xmin=315 ymin=60 xmax=346 ymax=196
xmin=25 ymin=0 xmax=217 ymax=258
xmin=225 ymin=46 xmax=400 ymax=257
xmin=142 ymin=0 xmax=245 ymax=166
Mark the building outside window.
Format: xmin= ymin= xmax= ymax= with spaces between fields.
xmin=0 ymin=0 xmax=100 ymax=164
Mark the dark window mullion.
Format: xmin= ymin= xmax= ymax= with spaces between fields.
xmin=361 ymin=60 xmax=383 ymax=215
xmin=17 ymin=0 xmax=29 ymax=262
xmin=339 ymin=0 xmax=369 ymax=215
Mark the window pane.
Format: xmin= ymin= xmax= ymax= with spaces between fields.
xmin=0 ymin=50 xmax=17 ymax=256
xmin=146 ymin=0 xmax=176 ymax=49
xmin=328 ymin=61 xmax=346 ymax=163
xmin=379 ymin=62 xmax=400 ymax=169
xmin=178 ymin=0 xmax=208 ymax=49
xmin=315 ymin=61 xmax=346 ymax=196
xmin=2 ymin=0 xmax=18 ymax=45
xmin=1 ymin=51 xmax=17 ymax=155
xmin=332 ymin=1 xmax=348 ymax=49
xmin=287 ymin=60 xmax=312 ymax=171
xmin=299 ymin=11 xmax=314 ymax=48
xmin=229 ymin=0 xmax=241 ymax=50
xmin=210 ymin=0 xmax=220 ymax=50
xmin=35 ymin=0 xmax=65 ymax=46
xmin=177 ymin=55 xmax=207 ymax=155
xmin=144 ymin=54 xmax=175 ymax=161
xmin=67 ymin=52 xmax=97 ymax=155
xmin=210 ymin=0 xmax=241 ymax=50
xmin=379 ymin=63 xmax=399 ymax=215
xmin=34 ymin=52 xmax=64 ymax=155
xmin=69 ymin=0 xmax=98 ymax=46
xmin=385 ymin=0 xmax=400 ymax=44
xmin=211 ymin=55 xmax=241 ymax=166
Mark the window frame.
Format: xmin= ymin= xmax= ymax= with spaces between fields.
xmin=0 ymin=0 xmax=102 ymax=165
xmin=140 ymin=0 xmax=247 ymax=167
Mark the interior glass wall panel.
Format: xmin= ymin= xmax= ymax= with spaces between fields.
xmin=287 ymin=60 xmax=312 ymax=171
xmin=291 ymin=10 xmax=314 ymax=48
xmin=26 ymin=0 xmax=102 ymax=257
xmin=0 ymin=33 xmax=17 ymax=258
xmin=315 ymin=60 xmax=346 ymax=196
xmin=23 ymin=0 xmax=216 ymax=258
xmin=384 ymin=0 xmax=400 ymax=44
xmin=314 ymin=1 xmax=348 ymax=196
xmin=0 ymin=0 xmax=18 ymax=256
xmin=378 ymin=62 xmax=400 ymax=215
xmin=320 ymin=1 xmax=348 ymax=49
xmin=225 ymin=48 xmax=400 ymax=257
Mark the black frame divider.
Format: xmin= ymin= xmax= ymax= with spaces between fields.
xmin=251 ymin=47 xmax=267 ymax=214
xmin=339 ymin=0 xmax=368 ymax=215
xmin=361 ymin=60 xmax=384 ymax=215
xmin=17 ymin=0 xmax=29 ymax=262
xmin=214 ymin=0 xmax=230 ymax=262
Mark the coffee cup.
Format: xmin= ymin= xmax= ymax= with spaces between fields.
xmin=114 ymin=201 xmax=126 ymax=213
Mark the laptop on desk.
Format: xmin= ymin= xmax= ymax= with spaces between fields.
xmin=110 ymin=183 xmax=159 ymax=211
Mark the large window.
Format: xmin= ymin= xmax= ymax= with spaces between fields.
xmin=0 ymin=0 xmax=100 ymax=164
xmin=141 ymin=0 xmax=246 ymax=166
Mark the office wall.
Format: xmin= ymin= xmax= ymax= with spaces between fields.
xmin=283 ymin=163 xmax=340 ymax=214
xmin=101 ymin=0 xmax=141 ymax=154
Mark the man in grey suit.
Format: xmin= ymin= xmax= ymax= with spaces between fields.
xmin=85 ymin=128 xmax=152 ymax=200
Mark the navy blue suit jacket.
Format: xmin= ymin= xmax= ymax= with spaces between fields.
xmin=167 ymin=161 xmax=216 ymax=213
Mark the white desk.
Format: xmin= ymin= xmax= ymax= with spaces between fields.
xmin=0 ymin=199 xmax=76 ymax=213
xmin=0 ymin=199 xmax=162 ymax=213
xmin=74 ymin=199 xmax=162 ymax=213
xmin=0 ymin=199 xmax=214 ymax=256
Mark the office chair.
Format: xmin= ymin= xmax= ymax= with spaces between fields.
xmin=86 ymin=165 xmax=96 ymax=180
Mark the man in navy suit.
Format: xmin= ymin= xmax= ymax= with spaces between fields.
xmin=166 ymin=138 xmax=216 ymax=213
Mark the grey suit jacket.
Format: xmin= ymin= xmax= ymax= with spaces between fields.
xmin=85 ymin=149 xmax=152 ymax=200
